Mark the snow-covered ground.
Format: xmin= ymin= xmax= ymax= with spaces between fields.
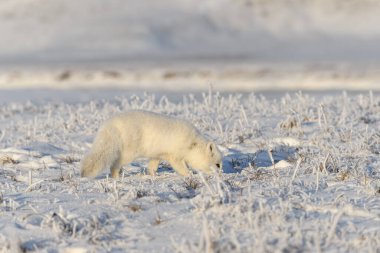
xmin=1 ymin=91 xmax=379 ymax=252
xmin=1 ymin=1 xmax=380 ymax=252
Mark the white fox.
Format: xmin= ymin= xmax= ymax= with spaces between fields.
xmin=81 ymin=110 xmax=223 ymax=178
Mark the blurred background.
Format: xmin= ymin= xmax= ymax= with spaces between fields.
xmin=1 ymin=0 xmax=380 ymax=94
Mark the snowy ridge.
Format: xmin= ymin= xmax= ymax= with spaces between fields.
xmin=1 ymin=63 xmax=380 ymax=91
xmin=1 ymin=91 xmax=380 ymax=252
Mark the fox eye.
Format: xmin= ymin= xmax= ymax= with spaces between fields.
xmin=216 ymin=163 xmax=221 ymax=168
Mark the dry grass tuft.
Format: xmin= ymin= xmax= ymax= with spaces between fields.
xmin=336 ymin=170 xmax=350 ymax=181
xmin=136 ymin=189 xmax=149 ymax=199
xmin=128 ymin=204 xmax=142 ymax=212
xmin=280 ymin=116 xmax=299 ymax=129
xmin=154 ymin=212 xmax=162 ymax=225
xmin=184 ymin=177 xmax=201 ymax=190
xmin=1 ymin=155 xmax=18 ymax=165
xmin=60 ymin=156 xmax=80 ymax=164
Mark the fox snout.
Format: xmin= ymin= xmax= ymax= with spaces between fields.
xmin=204 ymin=162 xmax=222 ymax=174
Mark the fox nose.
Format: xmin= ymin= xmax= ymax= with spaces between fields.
xmin=216 ymin=163 xmax=221 ymax=169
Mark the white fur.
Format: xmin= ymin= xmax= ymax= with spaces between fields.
xmin=81 ymin=110 xmax=223 ymax=178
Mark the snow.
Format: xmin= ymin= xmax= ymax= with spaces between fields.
xmin=1 ymin=90 xmax=379 ymax=252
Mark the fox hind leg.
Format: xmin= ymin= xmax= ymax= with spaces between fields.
xmin=110 ymin=158 xmax=122 ymax=179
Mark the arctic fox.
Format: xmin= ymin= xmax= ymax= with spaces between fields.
xmin=81 ymin=110 xmax=223 ymax=178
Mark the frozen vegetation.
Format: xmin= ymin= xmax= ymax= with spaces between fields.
xmin=0 ymin=91 xmax=379 ymax=252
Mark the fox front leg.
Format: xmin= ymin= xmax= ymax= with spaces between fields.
xmin=147 ymin=159 xmax=160 ymax=176
xmin=168 ymin=158 xmax=190 ymax=177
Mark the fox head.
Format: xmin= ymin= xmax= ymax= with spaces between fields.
xmin=185 ymin=141 xmax=223 ymax=174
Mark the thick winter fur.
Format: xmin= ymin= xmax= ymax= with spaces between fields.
xmin=81 ymin=110 xmax=223 ymax=178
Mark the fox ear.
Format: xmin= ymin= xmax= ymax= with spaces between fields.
xmin=207 ymin=142 xmax=216 ymax=156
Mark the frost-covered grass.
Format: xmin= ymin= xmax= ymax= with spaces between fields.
xmin=0 ymin=91 xmax=379 ymax=252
